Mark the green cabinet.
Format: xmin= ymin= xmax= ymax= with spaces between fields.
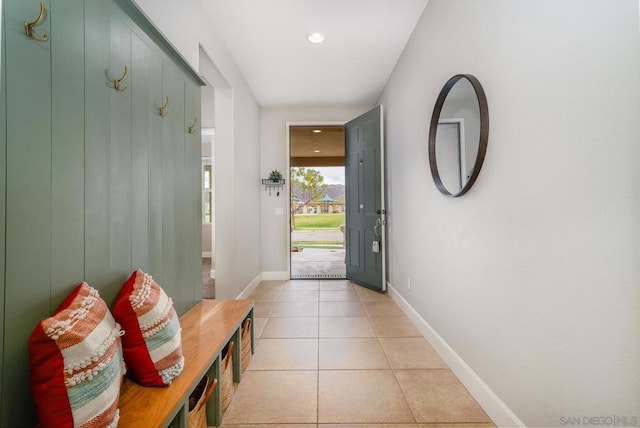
xmin=0 ymin=0 xmax=204 ymax=425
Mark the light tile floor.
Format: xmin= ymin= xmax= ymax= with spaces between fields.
xmin=222 ymin=279 xmax=495 ymax=428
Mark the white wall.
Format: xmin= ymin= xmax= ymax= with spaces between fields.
xmin=380 ymin=1 xmax=640 ymax=426
xmin=260 ymin=106 xmax=373 ymax=275
xmin=201 ymin=82 xmax=215 ymax=129
xmin=133 ymin=0 xmax=261 ymax=299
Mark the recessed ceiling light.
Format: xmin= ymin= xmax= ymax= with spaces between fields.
xmin=314 ymin=150 xmax=321 ymax=153
xmin=307 ymin=32 xmax=325 ymax=44
xmin=312 ymin=129 xmax=323 ymax=133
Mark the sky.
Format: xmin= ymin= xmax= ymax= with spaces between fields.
xmin=313 ymin=167 xmax=345 ymax=185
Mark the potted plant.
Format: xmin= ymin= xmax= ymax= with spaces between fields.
xmin=269 ymin=170 xmax=283 ymax=182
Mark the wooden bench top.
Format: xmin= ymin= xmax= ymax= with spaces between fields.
xmin=118 ymin=299 xmax=254 ymax=427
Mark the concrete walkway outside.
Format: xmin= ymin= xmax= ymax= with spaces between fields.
xmin=291 ymin=229 xmax=343 ymax=242
xmin=291 ymin=229 xmax=345 ymax=279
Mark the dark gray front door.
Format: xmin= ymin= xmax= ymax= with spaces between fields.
xmin=345 ymin=106 xmax=386 ymax=291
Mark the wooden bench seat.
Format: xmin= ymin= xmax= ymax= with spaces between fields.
xmin=118 ymin=299 xmax=254 ymax=427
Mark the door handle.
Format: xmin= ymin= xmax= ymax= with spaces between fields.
xmin=374 ymin=218 xmax=382 ymax=236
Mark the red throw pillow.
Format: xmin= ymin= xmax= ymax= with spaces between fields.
xmin=28 ymin=282 xmax=125 ymax=428
xmin=112 ymin=270 xmax=184 ymax=387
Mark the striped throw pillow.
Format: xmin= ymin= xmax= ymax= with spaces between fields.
xmin=28 ymin=282 xmax=125 ymax=428
xmin=113 ymin=270 xmax=184 ymax=387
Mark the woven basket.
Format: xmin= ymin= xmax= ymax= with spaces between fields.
xmin=188 ymin=376 xmax=217 ymax=428
xmin=241 ymin=318 xmax=252 ymax=373
xmin=220 ymin=341 xmax=234 ymax=413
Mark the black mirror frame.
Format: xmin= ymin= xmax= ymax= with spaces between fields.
xmin=428 ymin=74 xmax=489 ymax=197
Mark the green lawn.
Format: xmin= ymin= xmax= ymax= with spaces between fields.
xmin=294 ymin=213 xmax=345 ymax=229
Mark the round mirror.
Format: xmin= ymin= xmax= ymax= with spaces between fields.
xmin=428 ymin=74 xmax=489 ymax=197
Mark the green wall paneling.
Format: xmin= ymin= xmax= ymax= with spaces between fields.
xmin=174 ymin=77 xmax=192 ymax=314
xmin=162 ymin=61 xmax=185 ymax=314
xmin=84 ymin=0 xmax=115 ymax=299
xmin=2 ymin=1 xmax=52 ymax=424
xmin=142 ymin=43 xmax=166 ymax=288
xmin=110 ymin=0 xmax=205 ymax=313
xmin=84 ymin=1 xmax=143 ymax=304
xmin=84 ymin=0 xmax=135 ymax=303
xmin=185 ymin=81 xmax=203 ymax=305
xmin=175 ymin=78 xmax=203 ymax=313
xmin=107 ymin=12 xmax=133 ymax=303
xmin=0 ymin=0 xmax=204 ymax=423
xmin=0 ymin=0 xmax=6 ymax=414
xmin=51 ymin=0 xmax=86 ymax=308
xmin=131 ymin=34 xmax=161 ymax=275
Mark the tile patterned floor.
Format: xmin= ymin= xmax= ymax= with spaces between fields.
xmin=222 ymin=279 xmax=495 ymax=428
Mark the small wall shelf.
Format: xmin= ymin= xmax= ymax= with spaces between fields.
xmin=262 ymin=179 xmax=285 ymax=196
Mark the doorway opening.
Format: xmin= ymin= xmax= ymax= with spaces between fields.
xmin=201 ymin=127 xmax=215 ymax=298
xmin=289 ymin=125 xmax=346 ymax=279
xmin=199 ymin=45 xmax=231 ymax=299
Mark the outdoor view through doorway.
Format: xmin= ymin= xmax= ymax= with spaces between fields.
xmin=290 ymin=126 xmax=346 ymax=279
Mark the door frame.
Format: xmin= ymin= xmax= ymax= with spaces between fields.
xmin=285 ymin=121 xmax=346 ymax=279
xmin=437 ymin=118 xmax=466 ymax=190
xmin=201 ymin=128 xmax=214 ymax=261
xmin=379 ymin=107 xmax=387 ymax=291
xmin=199 ymin=45 xmax=233 ymax=295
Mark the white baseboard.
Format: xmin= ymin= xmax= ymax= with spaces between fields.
xmin=202 ymin=252 xmax=212 ymax=258
xmin=209 ymin=269 xmax=215 ymax=279
xmin=235 ymin=271 xmax=290 ymax=300
xmin=261 ymin=271 xmax=289 ymax=281
xmin=236 ymin=273 xmax=263 ymax=300
xmin=387 ymin=281 xmax=525 ymax=428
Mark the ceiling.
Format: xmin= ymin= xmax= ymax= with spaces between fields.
xmin=290 ymin=126 xmax=345 ymax=167
xmin=200 ymin=0 xmax=429 ymax=107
